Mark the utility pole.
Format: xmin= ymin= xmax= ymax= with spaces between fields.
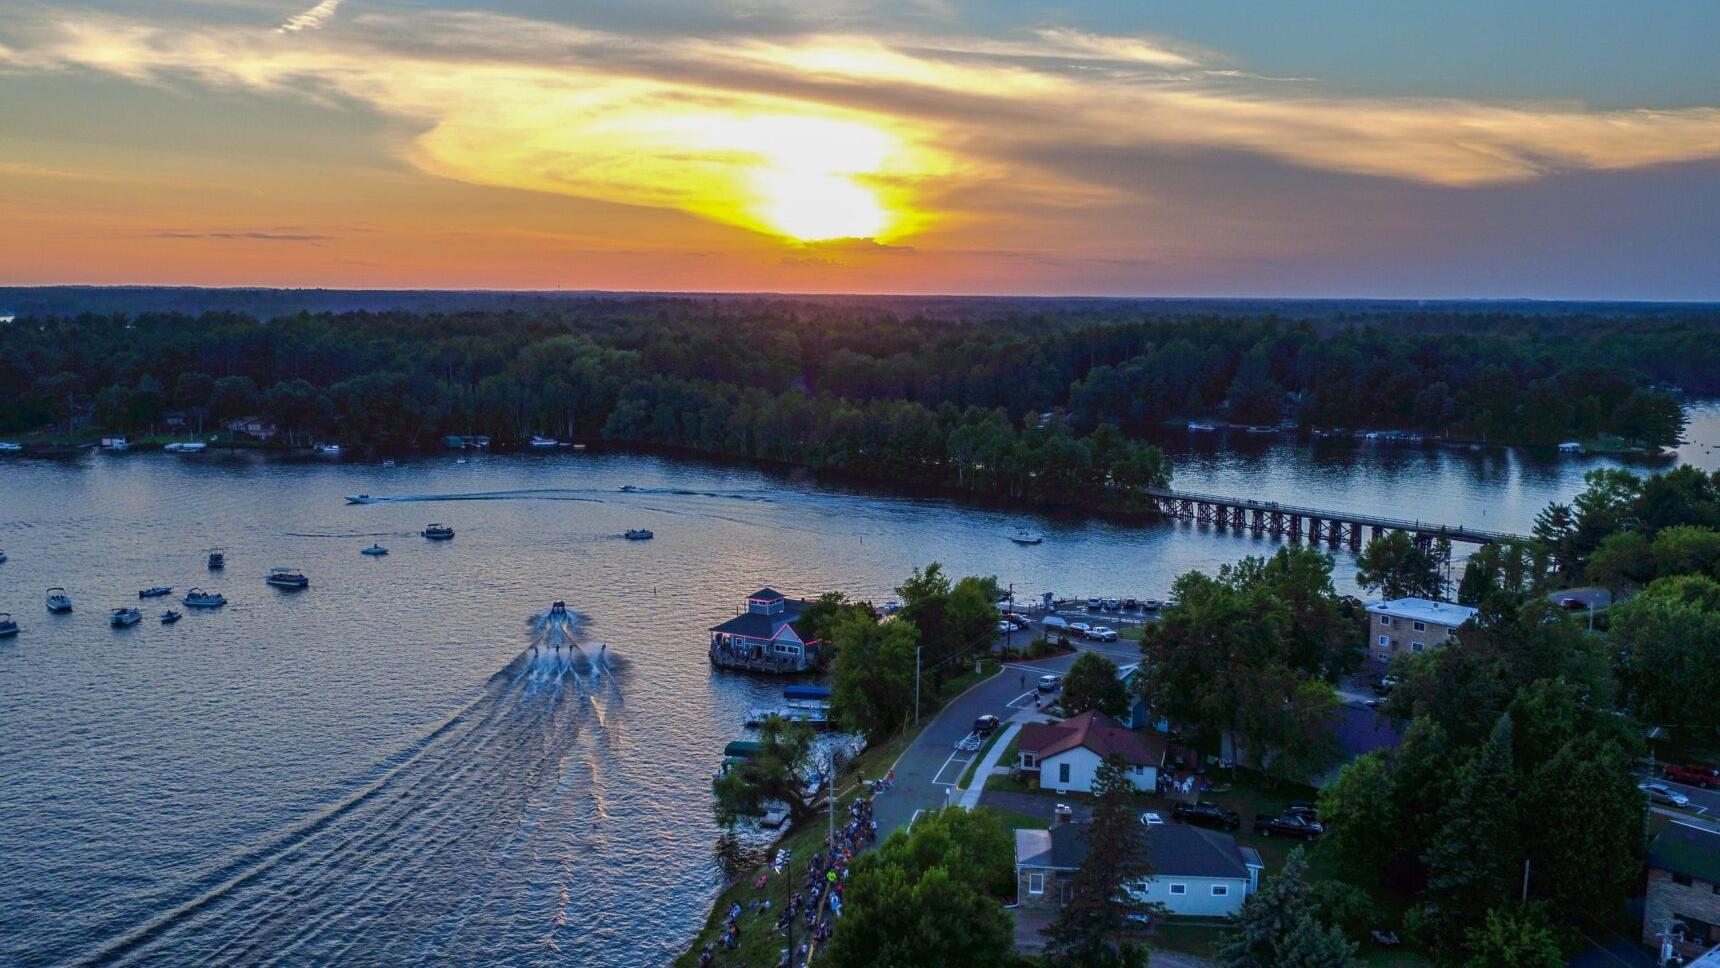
xmin=914 ymin=645 xmax=922 ymax=725
xmin=1520 ymin=857 xmax=1530 ymax=902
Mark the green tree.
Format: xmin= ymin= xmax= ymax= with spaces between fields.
xmin=825 ymin=837 xmax=1015 ymax=968
xmin=1651 ymin=525 xmax=1720 ymax=578
xmin=1061 ymin=651 xmax=1128 ymax=719
xmin=1421 ymin=716 xmax=1520 ymax=955
xmin=1461 ymin=905 xmax=1563 ymax=968
xmin=830 ymin=611 xmax=919 ymax=740
xmin=1607 ymin=574 xmax=1720 ymax=726
xmin=1356 ymin=531 xmax=1442 ymax=600
xmin=711 ymin=715 xmax=818 ymax=827
xmin=1317 ymin=751 xmax=1398 ymax=887
xmin=1219 ymin=848 xmax=1360 ymax=968
xmin=1587 ymin=530 xmax=1654 ymax=596
xmin=209 ymin=374 xmax=258 ymax=421
xmin=1042 ymin=758 xmax=1159 ymax=968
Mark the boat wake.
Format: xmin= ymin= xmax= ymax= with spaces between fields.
xmin=82 ymin=606 xmax=625 ymax=967
xmin=345 ymin=486 xmax=770 ymax=505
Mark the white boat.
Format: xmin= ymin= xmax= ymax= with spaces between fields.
xmin=0 ymin=442 xmax=22 ymax=453
xmin=1009 ymin=529 xmax=1044 ymax=545
xmin=422 ymin=523 xmax=455 ymax=540
xmin=529 ymin=435 xmax=559 ymax=448
xmin=183 ymin=588 xmax=227 ymax=608
xmin=138 ymin=585 xmax=173 ymax=598
xmin=45 ymin=587 xmax=72 ymax=613
xmin=164 ymin=441 xmax=208 ymax=453
xmin=0 ymin=613 xmax=18 ymax=637
xmin=1187 ymin=421 xmax=1218 ymax=432
xmin=381 ymin=459 xmax=396 ymax=468
xmin=110 ymin=607 xmax=142 ymax=627
xmin=346 ymin=494 xmax=380 ymax=505
xmin=101 ymin=436 xmax=130 ymax=451
xmin=361 ymin=544 xmax=389 ymax=556
xmin=317 ymin=443 xmax=342 ymax=455
xmin=265 ymin=567 xmax=310 ymax=589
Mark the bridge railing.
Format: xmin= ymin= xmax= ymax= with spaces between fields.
xmin=1144 ymin=487 xmax=1517 ymax=542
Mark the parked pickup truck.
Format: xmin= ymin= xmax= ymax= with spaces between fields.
xmin=1254 ymin=813 xmax=1323 ymax=840
xmin=1665 ymin=764 xmax=1720 ymax=788
xmin=1173 ymin=801 xmax=1241 ymax=831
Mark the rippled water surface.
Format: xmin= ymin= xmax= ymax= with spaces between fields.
xmin=1 ymin=402 xmax=1715 ymax=966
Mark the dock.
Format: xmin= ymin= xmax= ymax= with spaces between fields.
xmin=1143 ymin=487 xmax=1519 ymax=549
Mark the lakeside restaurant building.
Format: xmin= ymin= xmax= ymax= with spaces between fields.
xmin=1364 ymin=597 xmax=1477 ymax=665
xmin=708 ymin=588 xmax=823 ymax=673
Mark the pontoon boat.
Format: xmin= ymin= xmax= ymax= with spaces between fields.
xmin=207 ymin=549 xmax=225 ymax=569
xmin=422 ymin=523 xmax=455 ymax=540
xmin=110 ymin=607 xmax=142 ymax=628
xmin=45 ymin=587 xmax=72 ymax=612
xmin=183 ymin=588 xmax=227 ymax=608
xmin=266 ymin=567 xmax=309 ymax=589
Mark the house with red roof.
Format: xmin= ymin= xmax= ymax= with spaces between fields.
xmin=1016 ymin=710 xmax=1166 ymax=794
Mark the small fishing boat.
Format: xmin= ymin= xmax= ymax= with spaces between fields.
xmin=266 ymin=567 xmax=310 ymax=589
xmin=160 ymin=609 xmax=183 ymax=624
xmin=1009 ymin=528 xmax=1044 ymax=545
xmin=422 ymin=523 xmax=455 ymax=540
xmin=0 ymin=613 xmax=18 ymax=637
xmin=345 ymin=494 xmax=379 ymax=505
xmin=183 ymin=588 xmax=227 ymax=608
xmin=138 ymin=586 xmax=173 ymax=599
xmin=618 ymin=484 xmax=639 ymax=492
xmin=208 ymin=549 xmax=225 ymax=570
xmin=110 ymin=607 xmax=142 ymax=628
xmin=623 ymin=529 xmax=654 ymax=540
xmin=361 ymin=544 xmax=389 ymax=556
xmin=45 ymin=587 xmax=73 ymax=613
xmin=529 ymin=435 xmax=558 ymax=448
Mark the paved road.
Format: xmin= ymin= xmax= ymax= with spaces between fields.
xmin=871 ymin=641 xmax=1137 ymax=838
xmin=1649 ymin=775 xmax=1720 ymax=827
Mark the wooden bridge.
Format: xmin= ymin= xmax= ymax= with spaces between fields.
xmin=1143 ymin=487 xmax=1519 ymax=550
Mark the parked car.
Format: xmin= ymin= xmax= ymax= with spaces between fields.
xmin=1086 ymin=597 xmax=1103 ymax=610
xmin=1664 ymin=764 xmax=1719 ymax=789
xmin=1558 ymin=596 xmax=1587 ymax=611
xmin=1037 ymin=674 xmax=1062 ymax=693
xmin=1254 ymin=813 xmax=1323 ymax=840
xmin=1087 ymin=626 xmax=1118 ymax=642
xmin=1173 ymin=801 xmax=1241 ymax=831
xmin=996 ymin=620 xmax=1014 ymax=634
xmin=1068 ymin=622 xmax=1092 ymax=636
xmin=1122 ymin=597 xmax=1139 ymax=610
xmin=1103 ymin=598 xmax=1121 ymax=611
xmin=1284 ymin=802 xmax=1322 ymax=828
xmin=1640 ymin=782 xmax=1691 ymax=807
xmin=1139 ymin=811 xmax=1166 ymax=826
xmin=1371 ymin=675 xmax=1399 ymax=694
xmin=1363 ymin=698 xmax=1384 ymax=710
xmin=973 ymin=714 xmax=1001 ymax=737
xmin=1140 ymin=599 xmax=1161 ymax=611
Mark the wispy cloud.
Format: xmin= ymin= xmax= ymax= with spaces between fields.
xmin=278 ymin=0 xmax=341 ymax=34
xmin=157 ymin=229 xmax=330 ymax=242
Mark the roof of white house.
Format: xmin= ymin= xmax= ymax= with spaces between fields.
xmin=1364 ymin=597 xmax=1477 ymax=627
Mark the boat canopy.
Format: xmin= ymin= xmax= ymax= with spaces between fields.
xmin=723 ymin=740 xmax=767 ymax=758
xmin=783 ymin=685 xmax=830 ymax=701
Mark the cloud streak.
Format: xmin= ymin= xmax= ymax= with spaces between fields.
xmin=278 ymin=0 xmax=342 ymax=34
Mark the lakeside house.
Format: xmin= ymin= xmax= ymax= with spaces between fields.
xmin=1015 ymin=817 xmax=1263 ymax=916
xmin=1364 ymin=597 xmax=1477 ymax=665
xmin=226 ymin=416 xmax=278 ymax=441
xmin=1016 ymin=710 xmax=1166 ymax=795
xmin=1645 ymin=821 xmax=1720 ymax=960
xmin=708 ymin=587 xmax=824 ymax=673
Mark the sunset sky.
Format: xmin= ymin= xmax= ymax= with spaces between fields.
xmin=3 ymin=1 xmax=1719 ymax=297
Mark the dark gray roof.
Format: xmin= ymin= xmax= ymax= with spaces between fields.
xmin=749 ymin=587 xmax=785 ymax=601
xmin=710 ymin=598 xmax=812 ymax=639
xmin=1333 ymin=705 xmax=1404 ymax=759
xmin=1021 ymin=822 xmax=1249 ymax=880
xmin=1649 ymin=822 xmax=1720 ymax=884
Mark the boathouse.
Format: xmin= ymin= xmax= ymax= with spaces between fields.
xmin=709 ymin=588 xmax=823 ymax=673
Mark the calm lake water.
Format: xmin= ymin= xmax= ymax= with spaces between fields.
xmin=1 ymin=402 xmax=1715 ymax=966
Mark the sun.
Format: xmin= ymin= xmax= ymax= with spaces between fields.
xmin=751 ymin=168 xmax=888 ymax=242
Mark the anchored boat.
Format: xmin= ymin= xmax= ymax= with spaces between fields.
xmin=623 ymin=528 xmax=654 ymax=540
xmin=207 ymin=549 xmax=225 ymax=570
xmin=183 ymin=588 xmax=227 ymax=608
xmin=45 ymin=587 xmax=72 ymax=613
xmin=361 ymin=544 xmax=389 ymax=556
xmin=110 ymin=607 xmax=142 ymax=628
xmin=266 ymin=567 xmax=309 ymax=589
xmin=1009 ymin=528 xmax=1044 ymax=545
xmin=160 ymin=609 xmax=183 ymax=624
xmin=422 ymin=523 xmax=455 ymax=540
xmin=0 ymin=613 xmax=18 ymax=637
xmin=138 ymin=586 xmax=173 ymax=599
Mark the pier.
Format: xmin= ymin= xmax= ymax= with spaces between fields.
xmin=1142 ymin=487 xmax=1518 ymax=550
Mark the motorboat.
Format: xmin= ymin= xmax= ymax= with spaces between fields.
xmin=110 ymin=607 xmax=142 ymax=628
xmin=208 ymin=549 xmax=225 ymax=569
xmin=0 ymin=442 xmax=22 ymax=452
xmin=422 ymin=523 xmax=455 ymax=540
xmin=183 ymin=588 xmax=227 ymax=608
xmin=381 ymin=459 xmax=396 ymax=468
xmin=0 ymin=613 xmax=18 ymax=637
xmin=317 ymin=443 xmax=342 ymax=455
xmin=45 ymin=587 xmax=73 ymax=612
xmin=346 ymin=495 xmax=379 ymax=505
xmin=0 ymin=549 xmax=7 ymax=563
xmin=618 ymin=485 xmax=639 ymax=492
xmin=1009 ymin=528 xmax=1044 ymax=545
xmin=160 ymin=609 xmax=183 ymax=624
xmin=529 ymin=435 xmax=558 ymax=448
xmin=1187 ymin=421 xmax=1218 ymax=432
xmin=550 ymin=601 xmax=569 ymax=617
xmin=623 ymin=528 xmax=654 ymax=540
xmin=138 ymin=586 xmax=173 ymax=598
xmin=361 ymin=544 xmax=389 ymax=556
xmin=265 ymin=567 xmax=310 ymax=589
xmin=164 ymin=441 xmax=208 ymax=453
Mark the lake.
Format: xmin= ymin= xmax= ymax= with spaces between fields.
xmin=1 ymin=401 xmax=1715 ymax=966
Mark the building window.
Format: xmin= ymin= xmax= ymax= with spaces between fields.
xmin=1411 ymin=642 xmax=1425 ymax=652
xmin=1028 ymin=873 xmax=1044 ymax=896
xmin=1022 ymin=753 xmax=1037 ymax=769
xmin=1379 ymin=616 xmax=1390 ymax=626
xmin=1377 ymin=635 xmax=1389 ymax=647
xmin=1168 ymin=884 xmax=1186 ymax=895
xmin=1212 ymin=885 xmax=1229 ymax=896
xmin=1413 ymin=620 xmax=1426 ymax=632
xmin=1058 ymin=763 xmax=1071 ymax=784
xmin=1674 ymin=873 xmax=1694 ymax=887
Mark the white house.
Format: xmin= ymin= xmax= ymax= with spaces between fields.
xmin=1016 ymin=710 xmax=1166 ymax=794
xmin=1364 ymin=597 xmax=1477 ymax=665
xmin=1015 ymin=820 xmax=1263 ymax=917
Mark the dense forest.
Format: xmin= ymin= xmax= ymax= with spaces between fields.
xmin=1 ymin=297 xmax=1710 ymax=501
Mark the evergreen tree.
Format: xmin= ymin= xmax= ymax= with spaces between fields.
xmin=1421 ymin=716 xmax=1521 ymax=955
xmin=1218 ymin=848 xmax=1360 ymax=968
xmin=1356 ymin=531 xmax=1443 ymax=600
xmin=1461 ymin=905 xmax=1563 ymax=968
xmin=1042 ymin=758 xmax=1159 ymax=968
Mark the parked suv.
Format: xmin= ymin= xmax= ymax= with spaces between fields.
xmin=1087 ymin=626 xmax=1119 ymax=642
xmin=972 ymin=715 xmax=1001 ymax=737
xmin=1172 ymin=801 xmax=1241 ymax=831
xmin=1664 ymin=764 xmax=1719 ymax=789
xmin=1254 ymin=813 xmax=1323 ymax=840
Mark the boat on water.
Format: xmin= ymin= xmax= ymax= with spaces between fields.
xmin=1010 ymin=528 xmax=1044 ymax=545
xmin=361 ymin=544 xmax=389 ymax=556
xmin=266 ymin=567 xmax=310 ymax=589
xmin=619 ymin=484 xmax=639 ymax=492
xmin=164 ymin=441 xmax=208 ymax=454
xmin=529 ymin=435 xmax=559 ymax=448
xmin=745 ymin=706 xmax=831 ymax=728
xmin=160 ymin=609 xmax=183 ymax=624
xmin=623 ymin=528 xmax=654 ymax=540
xmin=381 ymin=459 xmax=396 ymax=468
xmin=110 ymin=607 xmax=142 ymax=628
xmin=208 ymin=549 xmax=225 ymax=569
xmin=346 ymin=494 xmax=380 ymax=504
xmin=138 ymin=585 xmax=173 ymax=598
xmin=422 ymin=523 xmax=455 ymax=540
xmin=45 ymin=587 xmax=72 ymax=613
xmin=550 ymin=600 xmax=569 ymax=617
xmin=1187 ymin=421 xmax=1218 ymax=432
xmin=101 ymin=436 xmax=130 ymax=451
xmin=0 ymin=549 xmax=7 ymax=563
xmin=0 ymin=613 xmax=18 ymax=637
xmin=317 ymin=443 xmax=342 ymax=455
xmin=0 ymin=442 xmax=22 ymax=453
xmin=183 ymin=588 xmax=227 ymax=608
